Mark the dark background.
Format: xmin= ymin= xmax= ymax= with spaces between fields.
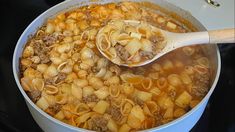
xmin=0 ymin=0 xmax=234 ymax=132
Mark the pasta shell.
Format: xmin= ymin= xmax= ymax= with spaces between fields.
xmin=98 ymin=34 xmax=111 ymax=51
xmin=121 ymin=99 xmax=134 ymax=116
xmin=117 ymin=33 xmax=132 ymax=46
xmin=32 ymin=78 xmax=44 ymax=91
xmin=74 ymin=103 xmax=90 ymax=115
xmin=113 ymin=94 xmax=126 ymax=108
xmin=75 ymin=112 xmax=93 ymax=126
xmin=122 ymin=83 xmax=134 ymax=95
xmin=141 ymin=117 xmax=155 ymax=129
xmin=150 ymin=87 xmax=161 ymax=96
xmin=21 ymin=77 xmax=32 ymax=91
xmin=109 ymin=30 xmax=121 ymax=47
xmin=196 ymin=57 xmax=210 ymax=68
xmin=182 ymin=46 xmax=195 ymax=56
xmin=45 ymin=85 xmax=59 ymax=95
xmin=71 ymin=83 xmax=82 ymax=100
xmin=57 ymin=62 xmax=72 ymax=74
xmin=156 ymin=77 xmax=168 ymax=89
xmin=95 ymin=68 xmax=107 ymax=78
xmin=194 ymin=65 xmax=208 ymax=74
xmin=55 ymin=94 xmax=67 ymax=105
xmin=109 ymin=85 xmax=121 ymax=97
xmin=141 ymin=77 xmax=153 ymax=91
xmin=145 ymin=101 xmax=160 ymax=115
xmin=120 ymin=73 xmax=143 ymax=84
xmin=80 ymin=47 xmax=94 ymax=60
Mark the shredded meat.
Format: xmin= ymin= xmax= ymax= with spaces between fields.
xmin=45 ymin=78 xmax=54 ymax=85
xmin=89 ymin=116 xmax=108 ymax=132
xmin=107 ymin=105 xmax=122 ymax=121
xmin=149 ymin=35 xmax=164 ymax=43
xmin=192 ymin=72 xmax=210 ymax=97
xmin=32 ymin=40 xmax=50 ymax=64
xmin=55 ymin=73 xmax=67 ymax=84
xmin=27 ymin=90 xmax=41 ymax=103
xmin=46 ymin=104 xmax=62 ymax=115
xmin=30 ymin=63 xmax=38 ymax=69
xmin=133 ymin=97 xmax=144 ymax=108
xmin=139 ymin=51 xmax=154 ymax=59
xmin=83 ymin=94 xmax=99 ymax=103
xmin=42 ymin=34 xmax=57 ymax=46
xmin=115 ymin=45 xmax=130 ymax=60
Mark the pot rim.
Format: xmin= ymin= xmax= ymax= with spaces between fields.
xmin=12 ymin=0 xmax=221 ymax=131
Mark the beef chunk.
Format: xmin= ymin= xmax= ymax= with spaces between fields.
xmin=55 ymin=73 xmax=67 ymax=83
xmin=83 ymin=94 xmax=99 ymax=103
xmin=89 ymin=116 xmax=108 ymax=132
xmin=45 ymin=78 xmax=54 ymax=85
xmin=42 ymin=34 xmax=57 ymax=46
xmin=115 ymin=45 xmax=130 ymax=60
xmin=107 ymin=105 xmax=122 ymax=121
xmin=139 ymin=51 xmax=154 ymax=59
xmin=27 ymin=90 xmax=41 ymax=103
xmin=32 ymin=40 xmax=50 ymax=64
xmin=149 ymin=35 xmax=164 ymax=43
xmin=46 ymin=104 xmax=62 ymax=115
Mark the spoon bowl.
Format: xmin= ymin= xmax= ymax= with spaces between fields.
xmin=96 ymin=20 xmax=235 ymax=67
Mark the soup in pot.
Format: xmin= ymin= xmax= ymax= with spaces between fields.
xmin=20 ymin=2 xmax=211 ymax=131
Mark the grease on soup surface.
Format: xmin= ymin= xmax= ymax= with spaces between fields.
xmin=20 ymin=2 xmax=211 ymax=131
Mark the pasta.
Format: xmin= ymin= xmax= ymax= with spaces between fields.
xmin=20 ymin=1 xmax=212 ymax=132
xmin=96 ymin=20 xmax=166 ymax=65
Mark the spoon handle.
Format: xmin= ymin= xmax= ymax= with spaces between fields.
xmin=209 ymin=28 xmax=235 ymax=43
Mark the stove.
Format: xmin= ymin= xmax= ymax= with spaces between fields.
xmin=0 ymin=0 xmax=234 ymax=132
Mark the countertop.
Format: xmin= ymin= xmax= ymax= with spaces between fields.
xmin=0 ymin=0 xmax=234 ymax=132
xmin=167 ymin=0 xmax=235 ymax=30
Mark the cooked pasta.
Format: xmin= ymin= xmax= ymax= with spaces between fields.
xmin=20 ymin=1 xmax=211 ymax=132
xmin=97 ymin=20 xmax=166 ymax=66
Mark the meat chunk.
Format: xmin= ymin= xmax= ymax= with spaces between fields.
xmin=149 ymin=35 xmax=164 ymax=43
xmin=133 ymin=97 xmax=144 ymax=108
xmin=55 ymin=73 xmax=67 ymax=84
xmin=115 ymin=45 xmax=130 ymax=60
xmin=82 ymin=94 xmax=99 ymax=103
xmin=27 ymin=90 xmax=41 ymax=103
xmin=42 ymin=34 xmax=57 ymax=46
xmin=46 ymin=104 xmax=62 ymax=115
xmin=39 ymin=54 xmax=50 ymax=64
xmin=32 ymin=40 xmax=50 ymax=64
xmin=45 ymin=78 xmax=54 ymax=85
xmin=89 ymin=116 xmax=108 ymax=132
xmin=192 ymin=72 xmax=210 ymax=97
xmin=106 ymin=105 xmax=122 ymax=121
xmin=139 ymin=51 xmax=154 ymax=59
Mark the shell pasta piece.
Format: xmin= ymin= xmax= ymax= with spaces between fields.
xmin=92 ymin=100 xmax=110 ymax=114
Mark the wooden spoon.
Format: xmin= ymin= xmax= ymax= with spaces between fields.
xmin=96 ymin=20 xmax=235 ymax=67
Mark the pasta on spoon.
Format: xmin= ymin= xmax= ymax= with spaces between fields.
xmin=97 ymin=20 xmax=234 ymax=67
xmin=96 ymin=20 xmax=166 ymax=67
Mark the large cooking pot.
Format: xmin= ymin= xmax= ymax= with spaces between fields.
xmin=12 ymin=0 xmax=221 ymax=131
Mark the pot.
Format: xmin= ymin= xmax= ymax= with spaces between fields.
xmin=12 ymin=0 xmax=221 ymax=131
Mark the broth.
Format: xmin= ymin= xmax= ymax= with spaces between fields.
xmin=20 ymin=2 xmax=211 ymax=131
